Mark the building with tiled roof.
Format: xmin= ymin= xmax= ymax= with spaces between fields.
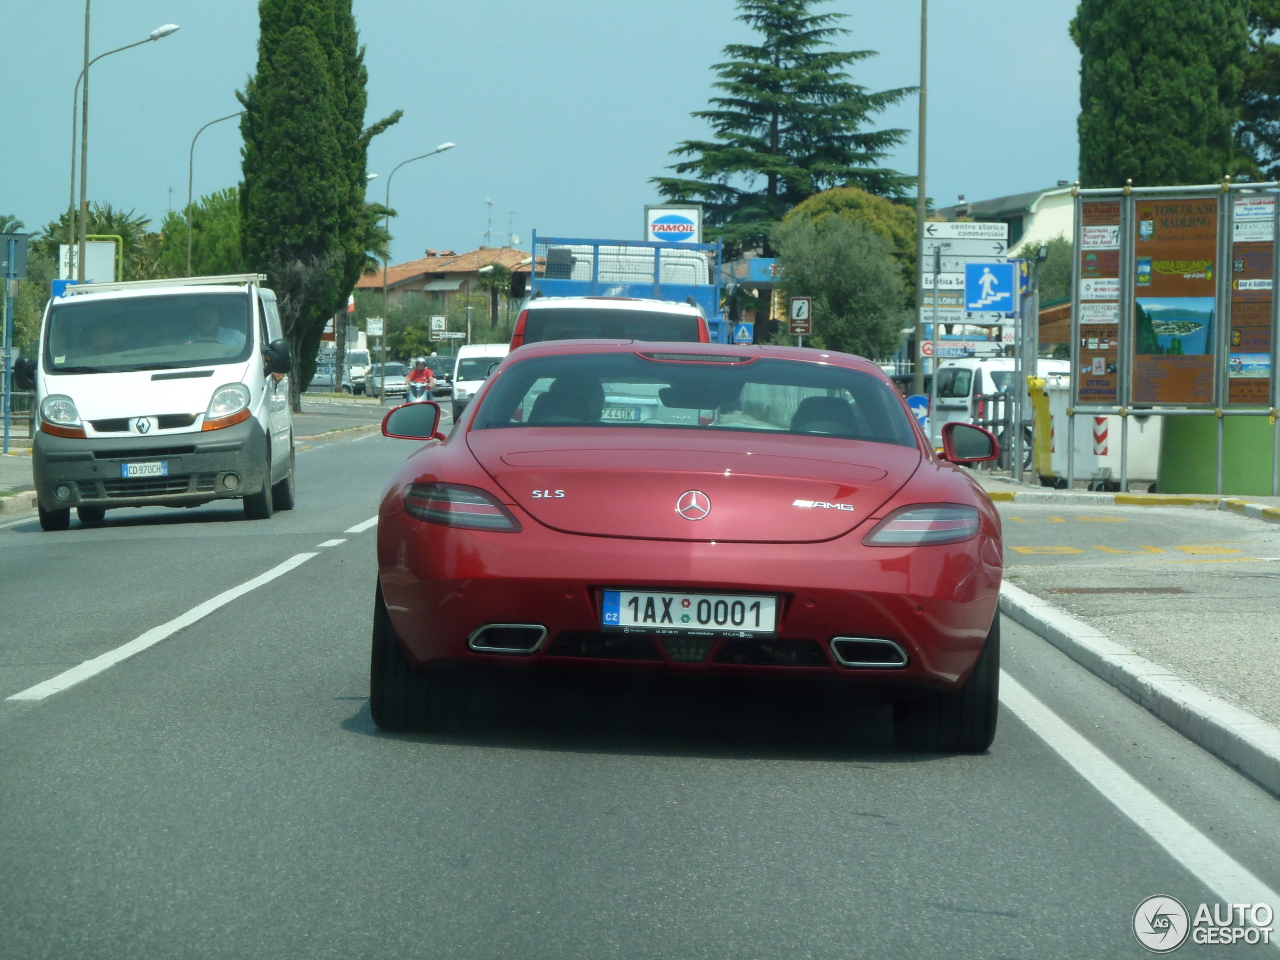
xmin=355 ymin=246 xmax=532 ymax=309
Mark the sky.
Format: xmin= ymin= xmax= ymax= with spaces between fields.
xmin=1 ymin=1 xmax=1082 ymax=265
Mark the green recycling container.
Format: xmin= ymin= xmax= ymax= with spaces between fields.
xmin=1157 ymin=414 xmax=1278 ymax=495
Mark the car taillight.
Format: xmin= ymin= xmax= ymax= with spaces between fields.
xmin=510 ymin=309 xmax=528 ymax=348
xmin=862 ymin=505 xmax=980 ymax=546
xmin=697 ymin=316 xmax=710 ymax=342
xmin=403 ymin=483 xmax=522 ymax=532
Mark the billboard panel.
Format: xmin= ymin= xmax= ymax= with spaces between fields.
xmin=644 ymin=204 xmax=702 ymax=244
xmin=1228 ymin=196 xmax=1274 ymax=404
xmin=1130 ymin=196 xmax=1219 ymax=405
xmin=1075 ymin=200 xmax=1122 ymax=404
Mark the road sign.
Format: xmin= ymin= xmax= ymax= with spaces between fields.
xmin=442 ymin=331 xmax=466 ymax=339
xmin=964 ymin=261 xmax=1016 ymax=313
xmin=366 ymin=317 xmax=384 ymax=336
xmin=920 ymin=341 xmax=934 ymax=357
xmin=733 ymin=322 xmax=754 ymax=344
xmin=788 ymin=297 xmax=812 ymax=336
xmin=936 ymin=255 xmax=1005 ymax=274
xmin=0 ymin=234 xmax=29 ymax=279
xmin=922 ymin=273 xmax=964 ymax=289
xmin=922 ymin=237 xmax=1008 ymax=258
xmin=906 ymin=394 xmax=929 ymax=430
xmin=429 ymin=315 xmax=447 ymax=341
xmin=923 ymin=221 xmax=1008 ymax=240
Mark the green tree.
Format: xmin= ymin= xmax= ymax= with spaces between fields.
xmin=1237 ymin=2 xmax=1280 ymax=179
xmin=1012 ymin=235 xmax=1072 ymax=305
xmin=155 ymin=188 xmax=246 ymax=278
xmin=1072 ymin=0 xmax=1251 ymax=187
xmin=783 ymin=186 xmax=915 ymax=295
xmin=239 ymin=0 xmax=399 ymax=409
xmin=771 ymin=214 xmax=907 ymax=357
xmin=36 ymin=204 xmax=161 ymax=280
xmin=652 ymin=0 xmax=913 ymax=256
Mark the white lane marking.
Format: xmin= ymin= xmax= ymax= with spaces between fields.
xmin=0 ymin=514 xmax=35 ymax=531
xmin=316 ymin=538 xmax=347 ymax=548
xmin=1001 ymin=672 xmax=1280 ymax=940
xmin=345 ymin=516 xmax=378 ymax=534
xmin=7 ymin=552 xmax=318 ymax=702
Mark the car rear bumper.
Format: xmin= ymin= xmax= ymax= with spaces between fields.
xmin=32 ymin=417 xmax=268 ymax=511
xmin=378 ymin=502 xmax=1002 ymax=692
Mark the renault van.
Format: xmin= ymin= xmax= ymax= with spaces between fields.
xmin=451 ymin=343 xmax=509 ymax=420
xmin=17 ymin=274 xmax=295 ymax=531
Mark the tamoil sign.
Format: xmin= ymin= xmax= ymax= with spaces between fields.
xmin=645 ymin=204 xmax=702 ymax=244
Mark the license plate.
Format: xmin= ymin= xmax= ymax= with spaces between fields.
xmin=601 ymin=405 xmax=642 ymax=421
xmin=602 ymin=589 xmax=778 ymax=636
xmin=120 ymin=461 xmax=168 ymax=479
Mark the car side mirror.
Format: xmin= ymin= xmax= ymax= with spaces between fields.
xmin=940 ymin=421 xmax=999 ymax=464
xmin=382 ymin=400 xmax=442 ymax=440
xmin=266 ymin=338 xmax=292 ymax=375
xmin=12 ymin=356 xmax=35 ymax=391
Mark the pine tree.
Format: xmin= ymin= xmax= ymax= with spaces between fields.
xmin=1072 ymin=0 xmax=1250 ymax=187
xmin=652 ymin=0 xmax=913 ymax=256
xmin=238 ymin=0 xmax=399 ymax=407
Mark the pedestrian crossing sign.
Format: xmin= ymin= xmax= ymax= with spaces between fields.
xmin=733 ymin=322 xmax=754 ymax=344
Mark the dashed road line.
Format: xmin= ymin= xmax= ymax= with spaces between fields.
xmin=316 ymin=538 xmax=347 ymax=548
xmin=345 ymin=516 xmax=378 ymax=534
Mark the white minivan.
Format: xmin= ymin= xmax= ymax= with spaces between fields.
xmin=17 ymin=274 xmax=296 ymax=531
xmin=929 ymin=356 xmax=1071 ymax=448
xmin=451 ymin=343 xmax=509 ymax=421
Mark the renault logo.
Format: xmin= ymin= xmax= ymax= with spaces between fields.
xmin=676 ymin=490 xmax=711 ymax=521
xmin=135 ymin=417 xmax=154 ymax=435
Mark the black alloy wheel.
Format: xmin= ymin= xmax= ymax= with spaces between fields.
xmin=894 ymin=615 xmax=1000 ymax=753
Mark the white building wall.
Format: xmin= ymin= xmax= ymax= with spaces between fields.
xmin=1010 ymin=188 xmax=1075 ymax=254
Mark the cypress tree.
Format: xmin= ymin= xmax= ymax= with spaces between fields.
xmin=652 ymin=0 xmax=913 ymax=256
xmin=1072 ymin=0 xmax=1250 ymax=187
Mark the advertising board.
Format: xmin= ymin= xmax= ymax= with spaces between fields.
xmin=1075 ymin=200 xmax=1122 ymax=404
xmin=1228 ymin=195 xmax=1274 ymax=404
xmin=1130 ymin=196 xmax=1219 ymax=406
xmin=644 ymin=205 xmax=702 ymax=244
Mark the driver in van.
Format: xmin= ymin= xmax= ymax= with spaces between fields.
xmin=188 ymin=305 xmax=246 ymax=351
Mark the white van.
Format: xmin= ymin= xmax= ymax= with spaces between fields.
xmin=17 ymin=274 xmax=296 ymax=531
xmin=451 ymin=343 xmax=509 ymax=421
xmin=929 ymin=356 xmax=1070 ymax=448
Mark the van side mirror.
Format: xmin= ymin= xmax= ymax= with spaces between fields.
xmin=940 ymin=421 xmax=999 ymax=464
xmin=266 ymin=338 xmax=291 ymax=375
xmin=12 ymin=356 xmax=35 ymax=391
xmin=382 ymin=400 xmax=444 ymax=441
xmin=486 ymin=361 xmax=500 ymax=378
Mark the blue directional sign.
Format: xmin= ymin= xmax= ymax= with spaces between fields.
xmin=906 ymin=394 xmax=930 ymax=431
xmin=964 ymin=261 xmax=1016 ymax=314
xmin=732 ymin=322 xmax=754 ymax=344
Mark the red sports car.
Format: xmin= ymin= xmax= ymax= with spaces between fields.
xmin=373 ymin=341 xmax=1003 ymax=750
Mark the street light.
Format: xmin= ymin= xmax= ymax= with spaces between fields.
xmin=186 ymin=111 xmax=242 ymax=276
xmin=378 ymin=142 xmax=456 ymax=402
xmin=70 ymin=12 xmax=180 ymax=280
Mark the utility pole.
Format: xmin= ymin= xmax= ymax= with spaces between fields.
xmin=77 ymin=0 xmax=90 ymax=282
xmin=912 ymin=0 xmax=928 ymax=397
xmin=484 ymin=197 xmax=493 ymax=247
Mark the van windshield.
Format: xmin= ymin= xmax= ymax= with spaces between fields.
xmin=522 ymin=307 xmax=701 ymax=344
xmin=44 ymin=292 xmax=253 ymax=374
xmin=457 ymin=357 xmax=501 ymax=381
xmin=347 ymin=351 xmax=369 ymax=367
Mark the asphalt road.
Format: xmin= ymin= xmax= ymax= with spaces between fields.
xmin=2 ymin=434 xmax=1279 ymax=958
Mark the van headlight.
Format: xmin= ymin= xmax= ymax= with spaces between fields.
xmin=202 ymin=383 xmax=252 ymax=431
xmin=40 ymin=395 xmax=86 ymax=438
xmin=454 ymin=387 xmax=470 ymax=400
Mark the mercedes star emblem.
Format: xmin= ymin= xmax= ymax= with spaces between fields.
xmin=676 ymin=490 xmax=711 ymax=521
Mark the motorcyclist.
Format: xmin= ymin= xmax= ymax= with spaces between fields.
xmin=406 ymin=358 xmax=434 ymax=401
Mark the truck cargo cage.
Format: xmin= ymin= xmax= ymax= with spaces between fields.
xmin=530 ymin=232 xmax=726 ymax=342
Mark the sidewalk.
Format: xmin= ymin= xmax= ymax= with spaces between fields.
xmin=978 ymin=472 xmax=1280 ymax=794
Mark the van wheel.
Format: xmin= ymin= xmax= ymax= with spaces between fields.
xmin=272 ymin=442 xmax=296 ymax=511
xmin=38 ymin=503 xmax=71 ymax=532
xmin=894 ymin=616 xmax=1000 ymax=753
xmin=77 ymin=506 xmax=106 ymax=523
xmin=243 ymin=448 xmax=274 ymax=520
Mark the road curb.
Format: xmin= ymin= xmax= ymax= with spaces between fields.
xmin=0 ymin=492 xmax=36 ymax=518
xmin=987 ymin=488 xmax=1280 ymax=525
xmin=1000 ymin=581 xmax=1280 ymax=797
xmin=296 ymin=423 xmax=381 ymax=443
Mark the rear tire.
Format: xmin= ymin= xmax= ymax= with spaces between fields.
xmin=38 ymin=503 xmax=71 ymax=532
xmin=369 ymin=582 xmax=435 ymax=732
xmin=243 ymin=448 xmax=274 ymax=520
xmin=77 ymin=506 xmax=106 ymax=523
xmin=895 ymin=615 xmax=1000 ymax=753
xmin=271 ymin=442 xmax=295 ymax=511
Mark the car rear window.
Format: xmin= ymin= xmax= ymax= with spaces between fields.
xmin=935 ymin=367 xmax=973 ymax=399
xmin=473 ymin=352 xmax=917 ymax=448
xmin=522 ymin=307 xmax=701 ymax=344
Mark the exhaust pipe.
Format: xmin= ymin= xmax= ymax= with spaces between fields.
xmin=829 ymin=637 xmax=909 ymax=669
xmin=468 ymin=624 xmax=548 ymax=656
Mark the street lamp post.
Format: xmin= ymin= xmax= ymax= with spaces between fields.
xmin=379 ymin=142 xmax=456 ymax=403
xmin=72 ymin=9 xmax=179 ymax=281
xmin=187 ymin=111 xmax=242 ymax=276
